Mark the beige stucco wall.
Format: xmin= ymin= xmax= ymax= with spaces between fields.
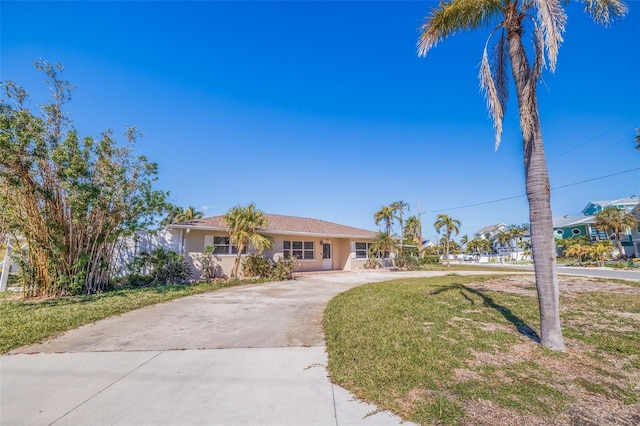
xmin=181 ymin=229 xmax=375 ymax=279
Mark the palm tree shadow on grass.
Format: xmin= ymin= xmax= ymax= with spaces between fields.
xmin=430 ymin=284 xmax=540 ymax=343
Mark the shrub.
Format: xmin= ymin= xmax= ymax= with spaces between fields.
xmin=419 ymin=255 xmax=440 ymax=265
xmin=242 ymin=254 xmax=272 ymax=278
xmin=241 ymin=255 xmax=297 ymax=280
xmin=200 ymin=245 xmax=225 ymax=281
xmin=394 ymin=254 xmax=419 ymax=270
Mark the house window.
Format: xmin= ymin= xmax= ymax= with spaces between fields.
xmin=571 ymin=228 xmax=581 ymax=236
xmin=204 ymin=235 xmax=245 ymax=255
xmin=283 ymin=241 xmax=314 ymax=260
xmin=355 ymin=242 xmax=371 ymax=258
xmin=555 ymin=229 xmax=564 ymax=236
xmin=355 ymin=242 xmax=389 ymax=259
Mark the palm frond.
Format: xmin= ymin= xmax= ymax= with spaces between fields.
xmin=418 ymin=0 xmax=504 ymax=57
xmin=479 ymin=44 xmax=504 ymax=150
xmin=580 ymin=0 xmax=628 ymax=25
xmin=491 ymin=29 xmax=510 ymax=125
xmin=533 ymin=0 xmax=567 ymax=72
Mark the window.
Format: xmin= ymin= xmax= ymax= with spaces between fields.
xmin=555 ymin=229 xmax=564 ymax=236
xmin=355 ymin=242 xmax=389 ymax=259
xmin=571 ymin=228 xmax=581 ymax=236
xmin=204 ymin=235 xmax=245 ymax=255
xmin=355 ymin=242 xmax=371 ymax=258
xmin=283 ymin=241 xmax=314 ymax=260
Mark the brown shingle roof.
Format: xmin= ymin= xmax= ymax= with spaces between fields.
xmin=170 ymin=214 xmax=378 ymax=238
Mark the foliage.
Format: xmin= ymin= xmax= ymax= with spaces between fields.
xmin=368 ymin=231 xmax=396 ymax=264
xmin=594 ymin=208 xmax=637 ymax=259
xmin=393 ymin=253 xmax=419 ymax=270
xmin=138 ymin=248 xmax=191 ymax=285
xmin=240 ymin=254 xmax=296 ymax=280
xmin=419 ymin=255 xmax=441 ymax=265
xmin=433 ymin=214 xmax=461 ymax=267
xmin=223 ymin=203 xmax=274 ymax=278
xmin=200 ymin=244 xmax=224 ymax=281
xmin=241 ymin=254 xmax=272 ymax=278
xmin=373 ymin=204 xmax=396 ymax=234
xmin=161 ymin=205 xmax=203 ymax=226
xmin=0 ymin=61 xmax=168 ymax=297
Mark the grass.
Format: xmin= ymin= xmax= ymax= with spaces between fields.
xmin=0 ymin=279 xmax=251 ymax=354
xmin=418 ymin=263 xmax=521 ymax=273
xmin=323 ymin=275 xmax=640 ymax=425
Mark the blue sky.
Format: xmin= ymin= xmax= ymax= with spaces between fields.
xmin=2 ymin=1 xmax=639 ymax=241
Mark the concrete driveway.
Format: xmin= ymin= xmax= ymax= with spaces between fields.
xmin=1 ymin=270 xmax=512 ymax=425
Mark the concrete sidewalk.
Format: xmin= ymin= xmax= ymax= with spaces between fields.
xmin=1 ymin=347 xmax=405 ymax=425
xmin=2 ymin=270 xmax=511 ymax=425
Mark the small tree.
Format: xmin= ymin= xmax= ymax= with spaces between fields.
xmin=223 ymin=203 xmax=274 ymax=278
xmin=594 ymin=208 xmax=637 ymax=259
xmin=433 ymin=214 xmax=461 ymax=267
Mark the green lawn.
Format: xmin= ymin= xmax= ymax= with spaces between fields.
xmin=0 ymin=280 xmax=248 ymax=354
xmin=324 ymin=275 xmax=640 ymax=425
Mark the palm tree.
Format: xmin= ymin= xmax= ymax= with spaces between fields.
xmin=594 ymin=208 xmax=637 ymax=259
xmin=369 ymin=231 xmax=397 ymax=267
xmin=635 ymin=128 xmax=640 ymax=150
xmin=391 ymin=201 xmax=410 ymax=250
xmin=374 ymin=205 xmax=395 ymax=234
xmin=162 ymin=205 xmax=203 ymax=226
xmin=590 ymin=240 xmax=613 ymax=267
xmin=404 ymin=215 xmax=425 ymax=258
xmin=564 ymin=243 xmax=591 ymax=266
xmin=223 ymin=203 xmax=274 ymax=278
xmin=417 ymin=0 xmax=627 ymax=351
xmin=433 ymin=214 xmax=461 ymax=267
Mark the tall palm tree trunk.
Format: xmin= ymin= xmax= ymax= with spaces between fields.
xmin=508 ymin=16 xmax=565 ymax=351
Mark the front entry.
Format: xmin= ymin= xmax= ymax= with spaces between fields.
xmin=322 ymin=242 xmax=332 ymax=270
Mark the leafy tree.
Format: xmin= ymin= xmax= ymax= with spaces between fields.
xmin=374 ymin=205 xmax=396 ymax=234
xmin=417 ymin=0 xmax=627 ymax=351
xmin=594 ymin=208 xmax=637 ymax=259
xmin=433 ymin=214 xmax=461 ymax=267
xmin=0 ymin=61 xmax=168 ymax=296
xmin=223 ymin=203 xmax=274 ymax=278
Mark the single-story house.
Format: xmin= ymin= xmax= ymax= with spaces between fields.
xmin=167 ymin=214 xmax=379 ymax=279
xmin=552 ymin=215 xmax=600 ymax=240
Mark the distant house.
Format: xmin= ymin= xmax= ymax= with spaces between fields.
xmin=552 ymin=215 xmax=601 ymax=241
xmin=472 ymin=223 xmax=506 ymax=254
xmin=553 ymin=195 xmax=639 ymax=257
xmin=581 ymin=196 xmax=640 ymax=216
xmin=167 ymin=214 xmax=378 ymax=279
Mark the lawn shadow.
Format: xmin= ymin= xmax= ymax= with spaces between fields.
xmin=430 ymin=284 xmax=540 ymax=343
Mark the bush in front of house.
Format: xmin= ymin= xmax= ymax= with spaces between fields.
xmin=419 ymin=255 xmax=440 ymax=265
xmin=241 ymin=255 xmax=297 ymax=280
xmin=393 ymin=254 xmax=420 ymax=270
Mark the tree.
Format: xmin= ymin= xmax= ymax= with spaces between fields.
xmin=417 ymin=0 xmax=627 ymax=351
xmin=374 ymin=205 xmax=396 ymax=234
xmin=564 ymin=243 xmax=590 ymax=266
xmin=590 ymin=240 xmax=613 ymax=267
xmin=391 ymin=200 xmax=410 ymax=250
xmin=594 ymin=208 xmax=637 ymax=259
xmin=433 ymin=214 xmax=461 ymax=267
xmin=404 ymin=215 xmax=426 ymax=258
xmin=368 ymin=231 xmax=396 ymax=267
xmin=0 ymin=61 xmax=168 ymax=297
xmin=223 ymin=203 xmax=274 ymax=278
xmin=162 ymin=205 xmax=203 ymax=226
xmin=635 ymin=128 xmax=640 ymax=150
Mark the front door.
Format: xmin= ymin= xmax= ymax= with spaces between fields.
xmin=322 ymin=242 xmax=332 ymax=270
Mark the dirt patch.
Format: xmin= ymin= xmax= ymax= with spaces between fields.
xmin=453 ymin=276 xmax=640 ymax=425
